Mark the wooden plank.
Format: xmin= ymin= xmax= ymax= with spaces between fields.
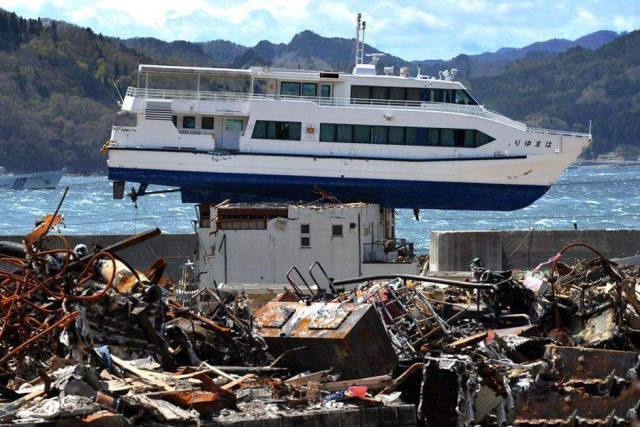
xmin=221 ymin=373 xmax=255 ymax=390
xmin=111 ymin=355 xmax=173 ymax=391
xmin=318 ymin=375 xmax=392 ymax=392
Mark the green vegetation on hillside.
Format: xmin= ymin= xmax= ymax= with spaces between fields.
xmin=0 ymin=10 xmax=144 ymax=174
xmin=469 ymin=31 xmax=640 ymax=158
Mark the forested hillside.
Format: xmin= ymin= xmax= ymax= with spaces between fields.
xmin=470 ymin=30 xmax=640 ymax=158
xmin=0 ymin=8 xmax=638 ymax=174
xmin=0 ymin=10 xmax=143 ymax=174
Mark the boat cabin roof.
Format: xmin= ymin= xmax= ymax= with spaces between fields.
xmin=137 ymin=64 xmax=464 ymax=88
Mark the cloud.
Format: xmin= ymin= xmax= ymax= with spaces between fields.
xmin=0 ymin=0 xmax=638 ymax=60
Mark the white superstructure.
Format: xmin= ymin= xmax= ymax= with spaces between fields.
xmin=106 ymin=16 xmax=591 ymax=211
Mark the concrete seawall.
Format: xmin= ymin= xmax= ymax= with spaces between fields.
xmin=430 ymin=229 xmax=640 ymax=272
xmin=0 ymin=233 xmax=196 ymax=279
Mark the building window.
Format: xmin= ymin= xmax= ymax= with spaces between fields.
xmin=251 ymin=120 xmax=301 ymax=141
xmin=301 ymin=223 xmax=310 ymax=248
xmin=202 ymin=116 xmax=214 ymax=130
xmin=182 ymin=116 xmax=195 ymax=129
xmin=332 ymin=224 xmax=343 ymax=237
xmin=280 ymin=82 xmax=301 ymax=96
xmin=321 ymin=84 xmax=331 ymax=98
xmin=302 ymin=83 xmax=317 ymax=97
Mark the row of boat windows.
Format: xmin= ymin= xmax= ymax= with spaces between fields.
xmin=252 ymin=120 xmax=302 ymax=140
xmin=171 ymin=116 xmax=244 ymax=131
xmin=319 ymin=124 xmax=494 ymax=147
xmin=250 ymin=120 xmax=495 ymax=148
xmin=281 ymin=82 xmax=332 ymax=97
xmin=171 ymin=115 xmax=214 ymax=129
xmin=350 ymin=86 xmax=477 ymax=105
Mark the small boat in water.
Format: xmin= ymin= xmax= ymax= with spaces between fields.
xmin=0 ymin=167 xmax=65 ymax=190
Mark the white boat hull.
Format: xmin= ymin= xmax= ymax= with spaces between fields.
xmin=0 ymin=169 xmax=65 ymax=190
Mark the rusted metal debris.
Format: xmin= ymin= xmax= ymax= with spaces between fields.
xmin=1 ymin=207 xmax=639 ymax=426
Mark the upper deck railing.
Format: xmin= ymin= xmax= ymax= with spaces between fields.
xmin=125 ymin=87 xmax=591 ymax=138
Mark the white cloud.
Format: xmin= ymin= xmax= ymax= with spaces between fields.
xmin=0 ymin=0 xmax=638 ymax=59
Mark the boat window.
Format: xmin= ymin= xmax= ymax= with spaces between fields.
xmin=371 ymin=126 xmax=387 ymax=144
xmin=405 ymin=127 xmax=417 ymax=145
xmin=406 ymin=88 xmax=421 ymax=102
xmin=388 ymin=126 xmax=405 ymax=144
xmin=171 ymin=116 xmax=177 ymax=127
xmin=336 ymin=124 xmax=353 ymax=142
xmin=475 ymin=130 xmax=493 ymax=146
xmin=251 ymin=120 xmax=301 ymax=140
xmin=281 ymin=82 xmax=301 ymax=96
xmin=302 ymin=83 xmax=317 ymax=97
xmin=371 ymin=86 xmax=388 ymax=100
xmin=416 ymin=128 xmax=430 ymax=146
xmin=202 ymin=116 xmax=214 ymax=130
xmin=226 ymin=119 xmax=243 ymax=131
xmin=350 ymin=85 xmax=371 ymax=100
xmin=464 ymin=130 xmax=475 ymax=147
xmin=453 ymin=129 xmax=466 ymax=147
xmin=320 ymin=123 xmax=337 ymax=142
xmin=425 ymin=88 xmax=437 ymax=102
xmin=440 ymin=129 xmax=454 ymax=146
xmin=353 ymin=125 xmax=371 ymax=143
xmin=332 ymin=224 xmax=343 ymax=237
xmin=318 ymin=123 xmax=495 ymax=148
xmin=454 ymin=90 xmax=477 ymax=105
xmin=321 ymin=84 xmax=331 ymax=98
xmin=389 ymin=87 xmax=406 ymax=101
xmin=252 ymin=121 xmax=267 ymax=138
xmin=428 ymin=128 xmax=439 ymax=146
xmin=182 ymin=116 xmax=195 ymax=129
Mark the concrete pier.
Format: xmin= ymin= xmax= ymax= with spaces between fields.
xmin=430 ymin=229 xmax=640 ymax=272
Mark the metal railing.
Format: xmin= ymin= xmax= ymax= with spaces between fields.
xmin=124 ymin=87 xmax=592 ymax=137
xmin=527 ymin=127 xmax=592 ymax=138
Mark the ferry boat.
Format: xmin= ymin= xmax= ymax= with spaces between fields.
xmin=105 ymin=16 xmax=592 ymax=211
xmin=0 ymin=167 xmax=65 ymax=190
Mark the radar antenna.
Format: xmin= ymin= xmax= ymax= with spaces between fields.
xmin=354 ymin=13 xmax=367 ymax=67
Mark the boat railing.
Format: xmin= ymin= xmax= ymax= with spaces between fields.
xmin=526 ymin=127 xmax=591 ymax=139
xmin=126 ymin=87 xmax=586 ymax=135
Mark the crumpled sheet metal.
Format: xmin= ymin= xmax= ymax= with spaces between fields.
xmin=546 ymin=345 xmax=639 ymax=385
xmin=254 ymin=301 xmax=396 ymax=379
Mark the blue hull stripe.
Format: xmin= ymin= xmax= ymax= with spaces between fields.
xmin=108 ymin=147 xmax=527 ymax=163
xmin=108 ymin=167 xmax=550 ymax=211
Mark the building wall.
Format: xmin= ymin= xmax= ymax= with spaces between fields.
xmin=197 ymin=203 xmax=416 ymax=287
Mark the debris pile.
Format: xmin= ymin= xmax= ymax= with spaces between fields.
xmin=0 ymin=209 xmax=638 ymax=426
xmin=333 ymin=242 xmax=640 ymax=425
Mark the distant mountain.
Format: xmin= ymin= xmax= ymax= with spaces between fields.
xmin=122 ymin=29 xmax=620 ymax=80
xmin=122 ymin=37 xmax=216 ymax=66
xmin=412 ymin=31 xmax=620 ymax=78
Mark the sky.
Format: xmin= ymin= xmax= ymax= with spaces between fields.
xmin=1 ymin=0 xmax=639 ymax=60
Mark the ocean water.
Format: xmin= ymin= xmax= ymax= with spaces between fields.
xmin=1 ymin=165 xmax=639 ymax=253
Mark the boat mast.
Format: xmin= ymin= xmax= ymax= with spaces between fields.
xmin=354 ymin=13 xmax=366 ymax=67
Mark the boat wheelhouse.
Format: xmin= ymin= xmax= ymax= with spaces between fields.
xmin=105 ymin=18 xmax=591 ymax=211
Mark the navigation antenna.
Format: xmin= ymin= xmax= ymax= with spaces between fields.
xmin=354 ymin=13 xmax=366 ymax=66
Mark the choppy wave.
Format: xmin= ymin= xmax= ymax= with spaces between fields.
xmin=1 ymin=165 xmax=639 ymax=253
